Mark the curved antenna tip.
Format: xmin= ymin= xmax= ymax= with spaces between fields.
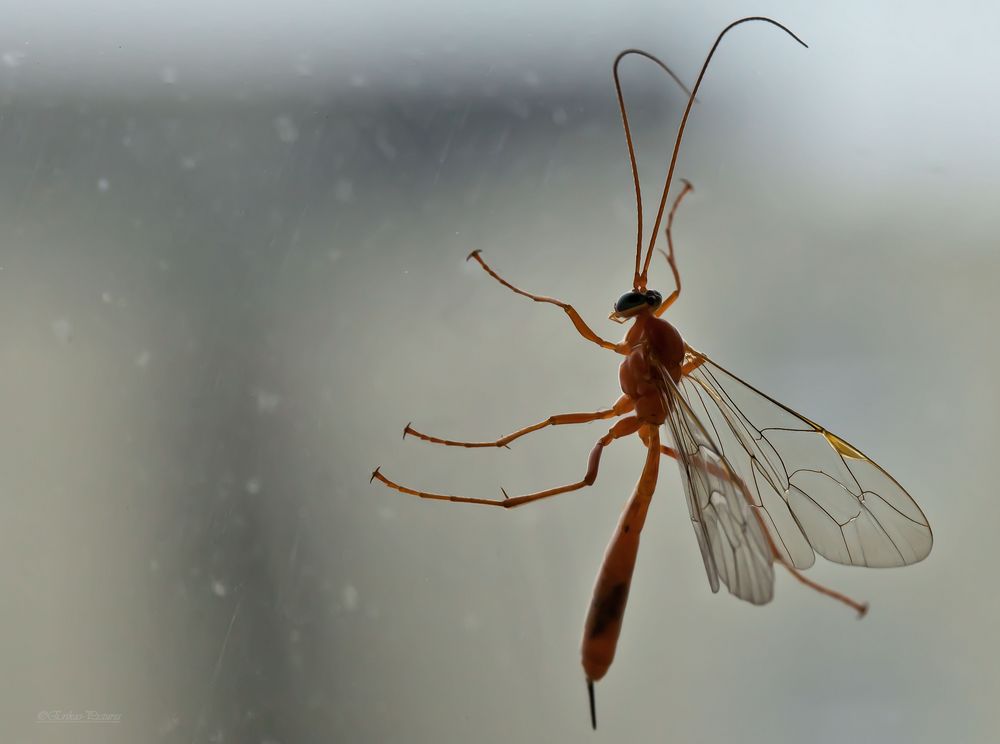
xmin=639 ymin=16 xmax=809 ymax=284
xmin=732 ymin=15 xmax=808 ymax=48
xmin=587 ymin=678 xmax=597 ymax=730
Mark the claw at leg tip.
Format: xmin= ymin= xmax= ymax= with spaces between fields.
xmin=858 ymin=602 xmax=870 ymax=619
xmin=402 ymin=423 xmax=412 ymax=440
xmin=500 ymin=487 xmax=509 ymax=500
xmin=466 ymin=249 xmax=482 ymax=261
xmin=369 ymin=466 xmax=381 ymax=484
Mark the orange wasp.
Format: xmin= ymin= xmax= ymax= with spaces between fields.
xmin=372 ymin=16 xmax=933 ymax=728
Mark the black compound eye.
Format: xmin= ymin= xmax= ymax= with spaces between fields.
xmin=645 ymin=290 xmax=662 ymax=306
xmin=614 ymin=292 xmax=645 ymax=313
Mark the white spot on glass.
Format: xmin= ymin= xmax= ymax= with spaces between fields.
xmin=273 ymin=115 xmax=299 ymax=144
xmin=342 ymin=584 xmax=359 ymax=611
xmin=51 ymin=318 xmax=73 ymax=343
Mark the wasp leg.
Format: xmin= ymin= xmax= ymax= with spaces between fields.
xmin=467 ymin=250 xmax=626 ymax=354
xmin=655 ymin=179 xmax=694 ymax=316
xmin=657 ymin=437 xmax=868 ymax=616
xmin=681 ymin=355 xmax=707 ymax=375
xmin=372 ymin=416 xmax=642 ymax=508
xmin=658 ymin=444 xmax=730 ymax=481
xmin=404 ymin=396 xmax=634 ymax=448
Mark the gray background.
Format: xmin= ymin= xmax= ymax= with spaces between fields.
xmin=1 ymin=1 xmax=996 ymax=742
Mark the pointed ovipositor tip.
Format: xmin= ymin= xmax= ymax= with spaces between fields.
xmin=587 ymin=678 xmax=597 ymax=730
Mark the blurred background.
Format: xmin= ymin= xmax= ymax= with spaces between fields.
xmin=1 ymin=1 xmax=997 ymax=742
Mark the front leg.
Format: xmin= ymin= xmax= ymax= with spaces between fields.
xmin=467 ymin=251 xmax=625 ymax=354
xmin=654 ymin=179 xmax=694 ymax=317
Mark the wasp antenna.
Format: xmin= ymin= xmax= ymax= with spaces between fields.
xmin=612 ymin=49 xmax=692 ymax=290
xmin=587 ymin=679 xmax=597 ymax=730
xmin=639 ymin=17 xmax=807 ymax=287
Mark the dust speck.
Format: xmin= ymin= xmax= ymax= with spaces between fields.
xmin=342 ymin=584 xmax=359 ymax=611
xmin=51 ymin=318 xmax=73 ymax=343
xmin=273 ymin=115 xmax=299 ymax=144
xmin=254 ymin=390 xmax=281 ymax=414
xmin=2 ymin=50 xmax=26 ymax=68
xmin=334 ymin=179 xmax=354 ymax=203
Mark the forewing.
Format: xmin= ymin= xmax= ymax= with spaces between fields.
xmin=660 ymin=367 xmax=775 ymax=606
xmin=677 ymin=348 xmax=933 ymax=569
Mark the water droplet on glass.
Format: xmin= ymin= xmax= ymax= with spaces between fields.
xmin=273 ymin=115 xmax=299 ymax=144
xmin=294 ymin=54 xmax=313 ymax=77
xmin=51 ymin=318 xmax=73 ymax=343
xmin=334 ymin=179 xmax=354 ymax=203
xmin=2 ymin=50 xmax=26 ymax=68
xmin=254 ymin=390 xmax=281 ymax=414
xmin=342 ymin=584 xmax=359 ymax=611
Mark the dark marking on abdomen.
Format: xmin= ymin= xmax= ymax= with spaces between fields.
xmin=588 ymin=582 xmax=629 ymax=639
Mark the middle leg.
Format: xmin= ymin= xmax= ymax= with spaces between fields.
xmin=404 ymin=396 xmax=634 ymax=448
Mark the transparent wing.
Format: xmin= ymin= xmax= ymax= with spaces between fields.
xmin=676 ymin=347 xmax=933 ymax=570
xmin=659 ymin=366 xmax=775 ymax=605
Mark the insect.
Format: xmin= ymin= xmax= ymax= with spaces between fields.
xmin=371 ymin=16 xmax=933 ymax=729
